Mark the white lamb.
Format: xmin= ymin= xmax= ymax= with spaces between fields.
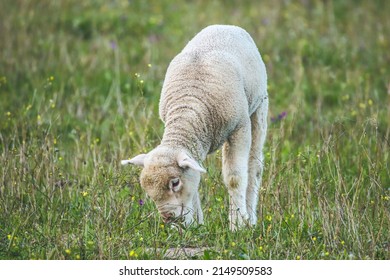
xmin=122 ymin=25 xmax=268 ymax=230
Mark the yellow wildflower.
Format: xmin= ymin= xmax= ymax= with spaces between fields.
xmin=129 ymin=250 xmax=138 ymax=257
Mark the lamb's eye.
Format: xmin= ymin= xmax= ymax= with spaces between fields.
xmin=170 ymin=178 xmax=181 ymax=192
xmin=172 ymin=179 xmax=179 ymax=188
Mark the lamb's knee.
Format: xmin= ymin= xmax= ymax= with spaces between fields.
xmin=255 ymin=167 xmax=263 ymax=180
xmin=225 ymin=172 xmax=243 ymax=189
xmin=228 ymin=174 xmax=240 ymax=189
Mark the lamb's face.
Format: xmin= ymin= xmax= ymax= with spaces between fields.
xmin=140 ymin=162 xmax=201 ymax=226
xmin=122 ymin=147 xmax=206 ymax=226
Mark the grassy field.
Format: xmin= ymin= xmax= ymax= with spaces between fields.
xmin=0 ymin=0 xmax=389 ymax=260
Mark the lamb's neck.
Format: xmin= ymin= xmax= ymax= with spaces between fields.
xmin=160 ymin=118 xmax=208 ymax=162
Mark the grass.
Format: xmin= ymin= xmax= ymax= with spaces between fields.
xmin=0 ymin=0 xmax=389 ymax=260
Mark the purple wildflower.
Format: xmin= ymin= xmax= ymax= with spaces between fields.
xmin=271 ymin=111 xmax=287 ymax=122
xmin=139 ymin=199 xmax=144 ymax=206
xmin=110 ymin=40 xmax=117 ymax=50
xmin=278 ymin=111 xmax=287 ymax=120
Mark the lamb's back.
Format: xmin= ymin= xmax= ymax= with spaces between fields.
xmin=186 ymin=25 xmax=266 ymax=102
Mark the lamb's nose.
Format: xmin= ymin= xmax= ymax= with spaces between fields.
xmin=161 ymin=212 xmax=173 ymax=223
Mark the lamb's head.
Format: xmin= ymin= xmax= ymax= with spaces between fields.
xmin=121 ymin=146 xmax=206 ymax=226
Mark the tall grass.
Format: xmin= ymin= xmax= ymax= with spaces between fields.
xmin=0 ymin=0 xmax=389 ymax=259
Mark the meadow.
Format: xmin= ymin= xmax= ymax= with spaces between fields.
xmin=0 ymin=0 xmax=389 ymax=260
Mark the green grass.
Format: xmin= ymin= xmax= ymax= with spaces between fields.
xmin=0 ymin=0 xmax=389 ymax=260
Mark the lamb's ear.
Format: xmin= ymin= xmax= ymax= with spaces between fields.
xmin=177 ymin=152 xmax=206 ymax=173
xmin=121 ymin=154 xmax=147 ymax=167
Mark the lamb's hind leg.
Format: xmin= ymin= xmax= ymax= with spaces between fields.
xmin=222 ymin=123 xmax=251 ymax=230
xmin=247 ymin=101 xmax=268 ymax=225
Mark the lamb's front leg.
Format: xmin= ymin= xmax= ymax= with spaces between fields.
xmin=222 ymin=123 xmax=251 ymax=230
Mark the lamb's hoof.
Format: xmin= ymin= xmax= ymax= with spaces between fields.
xmin=229 ymin=212 xmax=250 ymax=231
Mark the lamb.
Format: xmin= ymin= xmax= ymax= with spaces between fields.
xmin=122 ymin=25 xmax=268 ymax=230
